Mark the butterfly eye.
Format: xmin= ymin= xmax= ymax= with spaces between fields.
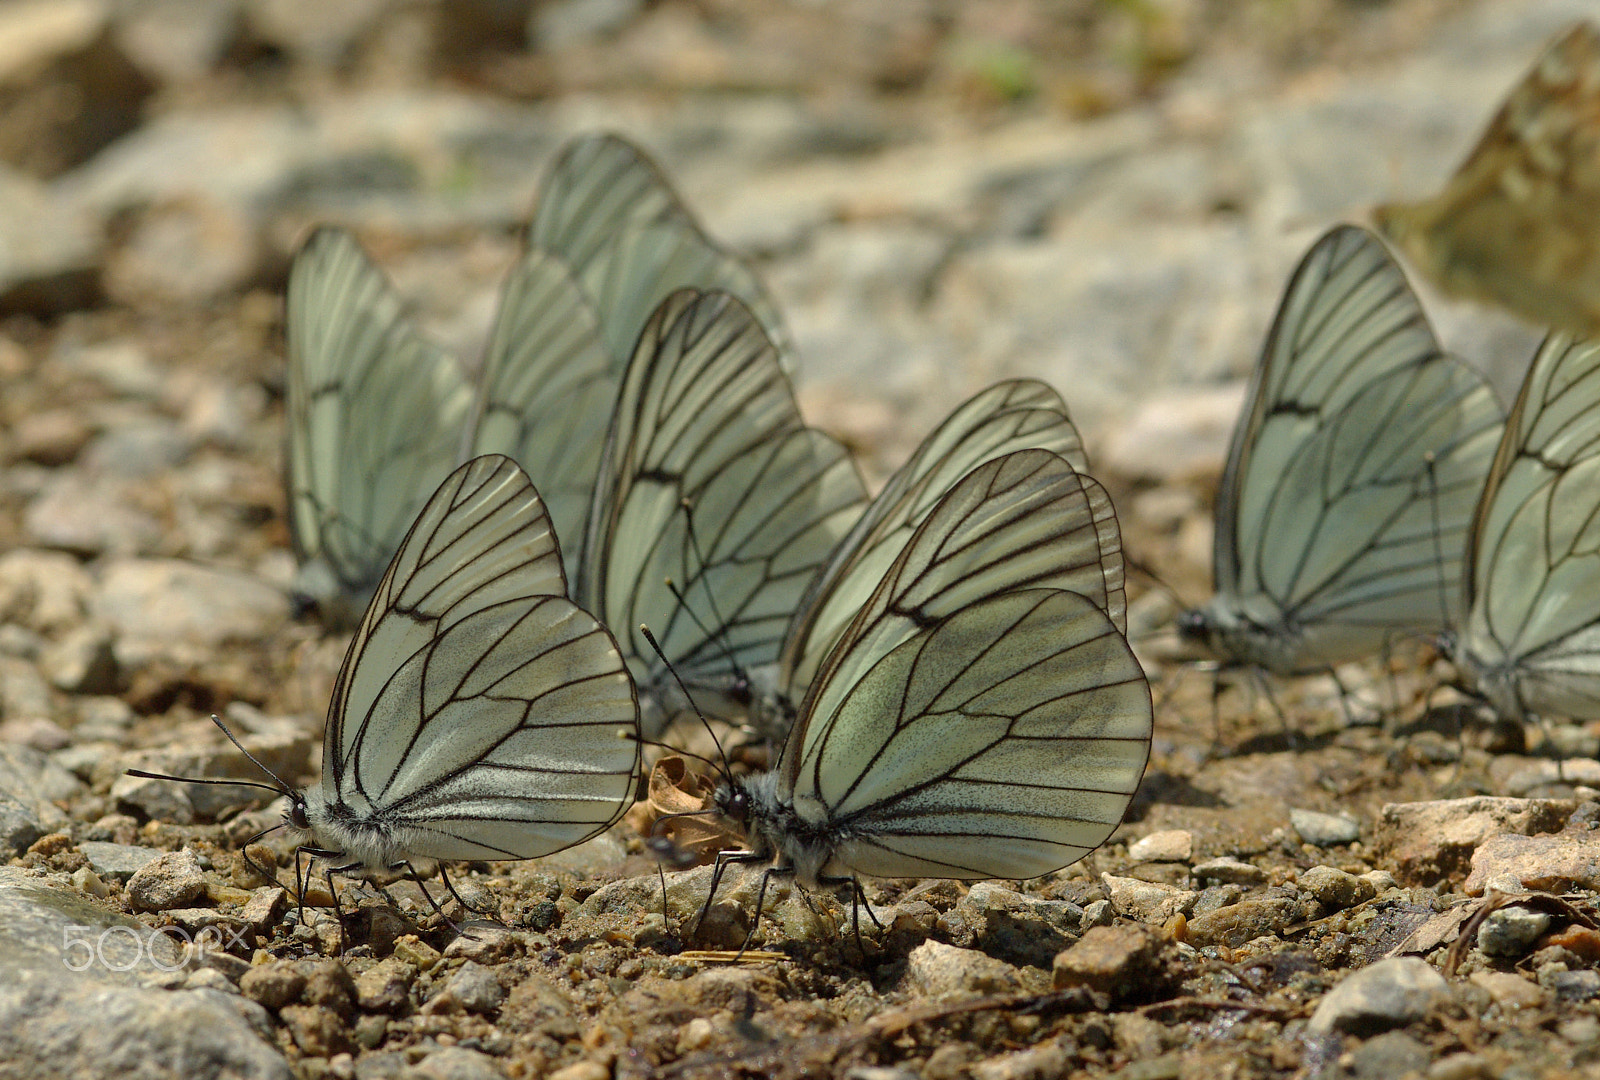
xmin=286 ymin=796 xmax=310 ymax=832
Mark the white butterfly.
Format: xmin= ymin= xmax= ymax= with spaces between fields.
xmin=702 ymin=449 xmax=1151 ymax=911
xmin=280 ymin=455 xmax=639 ymax=876
xmin=285 ymin=227 xmax=474 ymax=628
xmin=574 ymin=288 xmax=868 ymax=736
xmin=289 ymin=133 xmax=784 ymax=622
xmin=747 ymin=379 xmax=1107 ymax=741
xmin=1450 ymin=333 xmax=1600 ymax=724
xmin=1178 ymin=224 xmax=1506 ymax=675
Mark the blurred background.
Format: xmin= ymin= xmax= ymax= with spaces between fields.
xmin=0 ymin=0 xmax=1589 ymax=722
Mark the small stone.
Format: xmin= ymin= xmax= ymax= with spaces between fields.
xmin=1346 ymin=1031 xmax=1431 ymax=1080
xmin=548 ymin=1063 xmax=610 ymax=1080
xmin=0 ymin=715 xmax=70 ymax=751
xmin=942 ymin=882 xmax=1084 ymax=967
xmin=902 ymin=940 xmax=1025 ymax=997
xmin=1476 ymin=905 xmax=1554 ymax=958
xmin=431 ymin=961 xmax=504 ymax=1015
xmin=240 ymin=886 xmax=287 ymax=935
xmin=1427 ymin=1053 xmax=1495 ymax=1080
xmin=393 ymin=934 xmax=442 ymax=972
xmin=1192 ymin=857 xmax=1267 ymax=885
xmin=1051 ymin=924 xmax=1177 ymax=1004
xmin=1361 ymin=870 xmax=1399 ymax=893
xmin=0 ymin=791 xmax=44 ymax=858
xmin=1463 ymin=833 xmax=1600 ymax=895
xmin=1185 ymin=895 xmax=1301 ymax=949
xmin=37 ymin=623 xmax=117 ymax=694
xmin=1307 ymin=957 xmax=1450 ymax=1036
xmin=126 ymin=848 xmax=207 ymax=911
xmin=1298 ymin=866 xmax=1376 ymax=910
xmin=0 ymin=549 xmax=92 ymax=633
xmin=10 ymin=408 xmax=93 ymax=465
xmin=676 ymin=1016 xmax=714 ymax=1054
xmin=972 ymin=1041 xmax=1071 ymax=1080
xmin=80 ymin=839 xmax=162 ymax=882
xmin=443 ymin=924 xmax=515 ymax=963
xmin=354 ymin=1013 xmax=387 ymax=1050
xmin=1097 ymin=383 xmax=1245 ymax=484
xmin=90 ymin=558 xmax=290 ymax=667
xmin=69 ymin=864 xmax=107 ymax=898
xmin=1542 ymin=969 xmax=1600 ymax=1001
xmin=1127 ymin=830 xmax=1192 ymax=863
xmin=1467 ymin=971 xmax=1545 ymax=1011
xmin=278 ymin=1003 xmax=352 ymax=1057
xmin=303 ymin=960 xmax=357 ymax=1011
xmin=1100 ymin=874 xmax=1196 ymax=924
xmin=241 ymin=962 xmax=308 ymax=1010
xmin=1375 ymin=797 xmax=1572 ymax=885
xmin=1290 ymin=808 xmax=1361 ymax=847
xmin=110 ymin=771 xmax=196 ymax=824
xmin=184 ymin=966 xmax=238 ymax=993
xmin=1558 ymin=1015 xmax=1600 ymax=1044
xmin=408 ymin=1046 xmax=507 ymax=1080
xmin=355 ymin=958 xmax=416 ymax=1013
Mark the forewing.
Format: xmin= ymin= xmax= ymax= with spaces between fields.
xmin=792 ymin=450 xmax=1126 ymax=741
xmin=530 ymin=133 xmax=788 ymax=363
xmin=792 ymin=589 xmax=1151 ymax=880
xmin=466 ymin=248 xmax=614 ymax=574
xmin=778 ymin=379 xmax=1089 ymax=695
xmin=577 ymin=290 xmax=867 ymax=728
xmin=286 ymin=227 xmax=473 ymax=622
xmin=1461 ymin=334 xmax=1600 ymax=717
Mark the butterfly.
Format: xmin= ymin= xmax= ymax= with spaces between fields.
xmin=1374 ymin=21 xmax=1600 ymax=338
xmin=1177 ymin=224 xmax=1506 ymax=676
xmin=137 ymin=455 xmax=642 ymax=896
xmin=744 ymin=378 xmax=1105 ymax=742
xmin=1449 ymin=332 xmax=1600 ymax=725
xmin=288 ymin=133 xmax=784 ymax=623
xmin=694 ymin=449 xmax=1151 ymax=941
xmin=574 ymin=288 xmax=868 ymax=737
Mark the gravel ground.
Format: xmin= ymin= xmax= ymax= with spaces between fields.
xmin=0 ymin=2 xmax=1598 ymax=1078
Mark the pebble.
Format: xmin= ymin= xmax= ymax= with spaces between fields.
xmin=1192 ymin=857 xmax=1268 ymax=886
xmin=430 ymin=961 xmax=505 ymax=1016
xmin=1298 ymin=866 xmax=1377 ymax=910
xmin=1183 ymin=895 xmax=1300 ymax=949
xmin=1463 ymin=833 xmax=1600 ymax=895
xmin=240 ymin=963 xmax=307 ymax=1010
xmin=69 ymin=865 xmax=108 ymax=898
xmin=408 ymin=1046 xmax=509 ymax=1080
xmin=0 ymin=550 xmax=92 ymax=634
xmin=1051 ymin=924 xmax=1176 ymax=1004
xmin=1476 ymin=905 xmax=1554 ymax=958
xmin=1541 ymin=969 xmax=1600 ymax=1002
xmin=393 ymin=935 xmax=443 ymax=973
xmin=1097 ymin=383 xmax=1245 ymax=484
xmin=902 ymin=940 xmax=1026 ymax=997
xmin=240 ymin=887 xmax=287 ymax=936
xmin=1345 ymin=1031 xmax=1431 ymax=1080
xmin=80 ymin=840 xmax=163 ymax=882
xmin=940 ymin=882 xmax=1084 ymax=967
xmin=547 ymin=1062 xmax=611 ymax=1080
xmin=1127 ymin=830 xmax=1192 ymax=863
xmin=972 ymin=1042 xmax=1071 ymax=1080
xmin=1290 ymin=808 xmax=1362 ymax=847
xmin=278 ymin=1003 xmax=352 ymax=1057
xmin=1099 ymin=874 xmax=1196 ymax=924
xmin=355 ymin=958 xmax=417 ymax=1013
xmin=10 ymin=408 xmax=93 ymax=465
xmin=125 ymin=848 xmax=207 ymax=912
xmin=1306 ymin=957 xmax=1451 ymax=1036
xmin=0 ymin=792 xmax=44 ymax=858
xmin=90 ymin=558 xmax=289 ymax=667
xmin=37 ymin=623 xmax=117 ymax=694
xmin=1467 ymin=971 xmax=1546 ymax=1011
xmin=23 ymin=475 xmax=164 ymax=558
xmin=110 ymin=771 xmax=196 ymax=825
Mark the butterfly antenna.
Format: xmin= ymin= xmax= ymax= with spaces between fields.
xmin=672 ymin=495 xmax=752 ymax=681
xmin=124 ymin=714 xmax=297 ymax=796
xmin=639 ymin=623 xmax=734 ymax=780
xmin=663 ymin=576 xmax=747 ymax=689
xmin=1124 ymin=551 xmax=1195 ymax=611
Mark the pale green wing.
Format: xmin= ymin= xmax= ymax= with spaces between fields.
xmin=777 ymin=379 xmax=1093 ymax=702
xmin=576 ymin=289 xmax=867 ymax=734
xmin=285 ymin=227 xmax=473 ymax=626
xmin=325 ymin=455 xmax=640 ymax=861
xmin=530 ymin=133 xmax=788 ymax=363
xmin=1458 ymin=333 xmax=1600 ymax=722
xmin=1186 ymin=224 xmax=1504 ymax=671
xmin=787 ymin=588 xmax=1151 ymax=880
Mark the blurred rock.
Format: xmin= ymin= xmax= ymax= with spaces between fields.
xmin=1469 ymin=970 xmax=1546 ymax=1012
xmin=91 ymin=559 xmax=289 ymax=667
xmin=1307 ymin=957 xmax=1450 ymax=1036
xmin=23 ymin=475 xmax=164 ymax=558
xmin=103 ymin=196 xmax=263 ymax=306
xmin=1291 ymin=808 xmax=1362 ymax=847
xmin=1464 ymin=834 xmax=1600 ymax=895
xmin=110 ymin=771 xmax=195 ymax=824
xmin=0 ymin=866 xmax=289 ymax=1079
xmin=10 ymin=408 xmax=94 ymax=465
xmin=1097 ymin=382 xmax=1245 ymax=484
xmin=80 ymin=418 xmax=193 ymax=478
xmin=247 ymin=0 xmax=389 ymax=69
xmin=114 ymin=0 xmax=243 ymax=85
xmin=408 ymin=1047 xmax=506 ymax=1080
xmin=1376 ymin=797 xmax=1573 ymax=885
xmin=38 ymin=623 xmax=117 ymax=694
xmin=0 ymin=654 xmax=52 ymax=718
xmin=430 ymin=961 xmax=505 ymax=1016
xmin=79 ymin=840 xmax=161 ymax=883
xmin=354 ymin=958 xmax=416 ymax=1014
xmin=0 ymin=165 xmax=100 ymax=316
xmin=0 ymin=792 xmax=45 ymax=858
xmin=1476 ymin=905 xmax=1554 ymax=959
xmin=532 ymin=0 xmax=639 ymax=52
xmin=1127 ymin=830 xmax=1192 ymax=863
xmin=1192 ymin=856 xmax=1268 ymax=886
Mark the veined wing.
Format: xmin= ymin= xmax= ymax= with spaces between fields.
xmin=577 ymin=289 xmax=867 ymax=731
xmin=787 ymin=589 xmax=1151 ymax=880
xmin=792 ymin=449 xmax=1127 ymax=759
xmin=465 ymin=247 xmax=613 ymax=574
xmin=1190 ymin=224 xmax=1504 ymax=670
xmin=530 ymin=133 xmax=788 ymax=363
xmin=777 ymin=379 xmax=1092 ymax=700
xmin=286 ymin=227 xmax=473 ymax=625
xmin=1459 ymin=333 xmax=1600 ymax=721
xmin=323 ymin=455 xmax=639 ymax=860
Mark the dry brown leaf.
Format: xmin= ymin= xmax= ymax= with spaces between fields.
xmin=1374 ymin=21 xmax=1600 ymax=336
xmin=623 ymin=755 xmax=741 ymax=866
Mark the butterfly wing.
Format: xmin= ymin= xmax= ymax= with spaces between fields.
xmin=576 ymin=289 xmax=867 ymax=733
xmin=530 ymin=133 xmax=788 ymax=363
xmin=1457 ymin=333 xmax=1600 ymax=721
xmin=775 ymin=379 xmax=1093 ymax=703
xmin=784 ymin=588 xmax=1151 ymax=880
xmin=286 ymin=227 xmax=474 ymax=626
xmin=1189 ymin=225 xmax=1504 ymax=671
xmin=465 ymin=248 xmax=614 ymax=576
xmin=321 ymin=455 xmax=640 ymax=862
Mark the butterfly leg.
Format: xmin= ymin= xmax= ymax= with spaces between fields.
xmin=690 ymin=848 xmax=766 ymax=942
xmin=737 ymin=864 xmax=796 ymax=959
xmin=396 ymin=860 xmax=466 ymax=935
